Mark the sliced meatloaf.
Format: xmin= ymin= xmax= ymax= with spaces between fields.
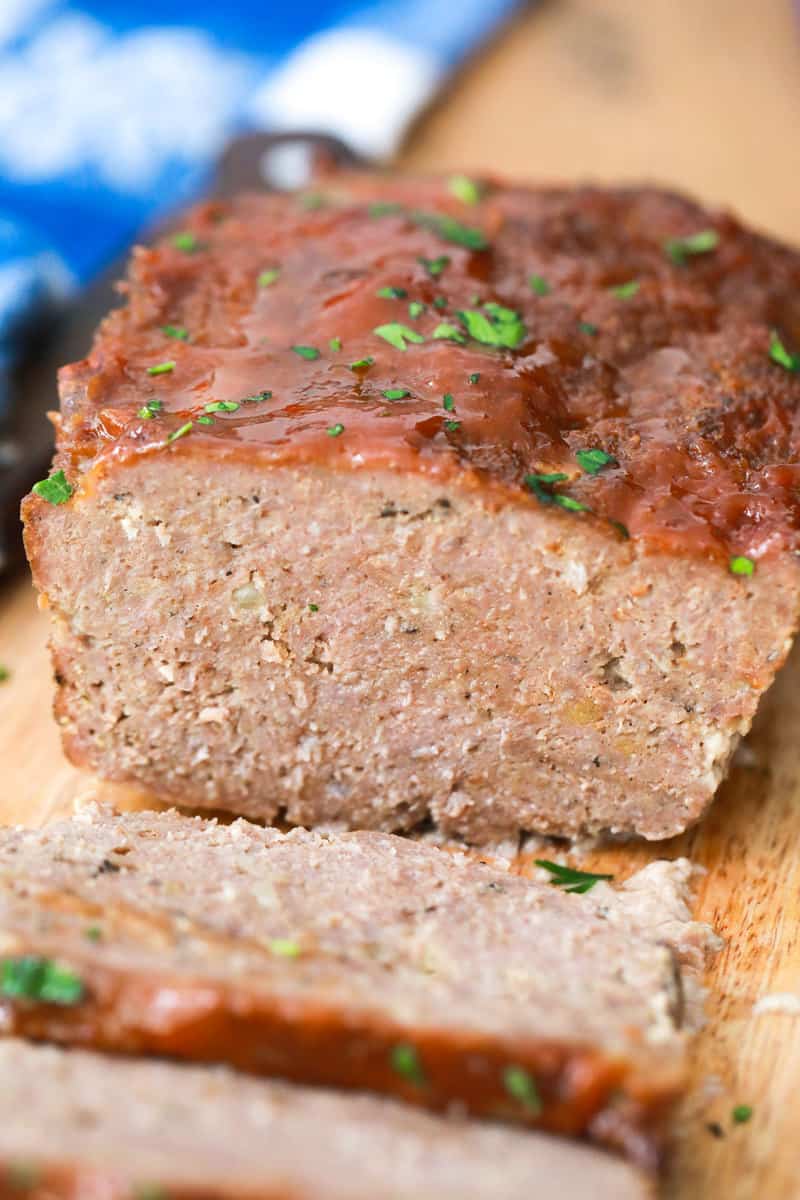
xmin=22 ymin=175 xmax=800 ymax=842
xmin=0 ymin=806 xmax=717 ymax=1165
xmin=0 ymin=1040 xmax=653 ymax=1200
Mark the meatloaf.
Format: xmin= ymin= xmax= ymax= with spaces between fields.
xmin=0 ymin=805 xmax=717 ymax=1165
xmin=0 ymin=1040 xmax=653 ymax=1200
xmin=22 ymin=174 xmax=800 ymax=842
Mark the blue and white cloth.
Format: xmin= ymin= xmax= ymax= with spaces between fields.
xmin=0 ymin=0 xmax=521 ymax=416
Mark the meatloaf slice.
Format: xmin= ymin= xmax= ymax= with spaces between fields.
xmin=0 ymin=806 xmax=717 ymax=1165
xmin=0 ymin=1040 xmax=653 ymax=1200
xmin=22 ymin=176 xmax=800 ymax=842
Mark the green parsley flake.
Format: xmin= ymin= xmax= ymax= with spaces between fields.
xmin=138 ymin=399 xmax=163 ymax=420
xmin=85 ymin=926 xmax=102 ymax=942
xmin=417 ymin=254 xmax=451 ymax=277
xmin=299 ymin=191 xmax=327 ymax=211
xmin=408 ymin=301 xmax=426 ymax=319
xmin=257 ymin=268 xmax=280 ymax=288
xmin=383 ymin=388 xmax=411 ymax=400
xmin=411 ymin=210 xmax=489 ymax=250
xmin=196 ymin=416 xmax=214 ymax=426
xmin=171 ymin=231 xmax=200 ymax=253
xmin=610 ymin=519 xmax=630 ymax=540
xmin=458 ymin=303 xmax=527 ymax=350
xmin=1 ymin=957 xmax=84 ymax=1005
xmin=578 ymin=321 xmax=598 ymax=336
xmin=368 ymin=201 xmax=404 ymax=218
xmin=442 ymin=393 xmax=455 ymax=412
xmin=329 ymin=337 xmax=342 ymax=352
xmin=204 ymin=400 xmax=240 ymax=413
xmin=468 ymin=372 xmax=481 ymax=384
xmin=374 ymin=323 xmax=425 ymax=352
xmin=146 ymin=361 xmax=175 ymax=376
xmin=0 ymin=666 xmax=10 ymax=683
xmin=308 ymin=603 xmax=319 ymax=613
xmin=576 ymin=448 xmax=618 ymax=475
xmin=534 ymin=859 xmax=614 ymax=894
xmin=432 ymin=323 xmax=466 ymax=343
xmin=730 ymin=555 xmax=755 ymax=577
xmin=161 ymin=324 xmax=189 ymax=341
xmin=390 ymin=1043 xmax=426 ymax=1085
xmin=242 ymin=390 xmax=273 ymax=404
xmin=503 ymin=1066 xmax=542 ymax=1115
xmin=732 ymin=1105 xmax=753 ymax=1124
xmin=349 ymin=357 xmax=374 ymax=371
xmin=166 ymin=421 xmax=193 ymax=444
xmin=448 ymin=174 xmax=482 ymax=205
xmin=664 ymin=229 xmax=719 ymax=265
xmin=444 ymin=419 xmax=461 ymax=433
xmin=529 ymin=274 xmax=551 ymax=296
xmin=292 ymin=345 xmax=321 ymax=361
xmin=432 ymin=297 xmax=447 ymax=312
xmin=769 ymin=330 xmax=800 ymax=372
xmin=32 ymin=470 xmax=73 ymax=506
xmin=327 ymin=423 xmax=345 ymax=437
xmin=610 ymin=279 xmax=640 ymax=300
xmin=377 ymin=286 xmax=408 ymax=300
xmin=269 ymin=939 xmax=301 ymax=958
xmin=555 ymin=494 xmax=589 ymax=512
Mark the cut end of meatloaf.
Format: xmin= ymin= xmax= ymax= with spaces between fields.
xmin=22 ymin=174 xmax=800 ymax=842
xmin=0 ymin=806 xmax=718 ymax=1166
xmin=0 ymin=1041 xmax=655 ymax=1200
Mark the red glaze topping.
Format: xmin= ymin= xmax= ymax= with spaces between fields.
xmin=57 ymin=174 xmax=800 ymax=561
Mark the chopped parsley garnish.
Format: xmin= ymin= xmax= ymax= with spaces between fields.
xmin=610 ymin=519 xmax=630 ymax=540
xmin=383 ymin=388 xmax=411 ymax=400
xmin=769 ymin=330 xmax=800 ymax=372
xmin=576 ymin=448 xmax=618 ymax=474
xmin=457 ymin=302 xmax=527 ymax=350
xmin=146 ymin=361 xmax=175 ymax=376
xmin=308 ymin=603 xmax=319 ymax=613
xmin=664 ymin=229 xmax=719 ymax=265
xmin=329 ymin=337 xmax=342 ymax=352
xmin=1 ymin=956 xmax=84 ymax=1005
xmin=85 ymin=926 xmax=102 ymax=942
xmin=171 ymin=231 xmax=200 ymax=253
xmin=468 ymin=372 xmax=480 ymax=384
xmin=610 ymin=279 xmax=640 ymax=300
xmin=534 ymin=859 xmax=614 ymax=894
xmin=503 ymin=1066 xmax=542 ymax=1115
xmin=555 ymin=495 xmax=589 ymax=512
xmin=292 ymin=345 xmax=321 ymax=361
xmin=373 ymin=323 xmax=425 ymax=351
xmin=368 ymin=201 xmax=404 ymax=218
xmin=327 ymin=423 xmax=345 ymax=437
xmin=196 ymin=416 xmax=214 ymax=425
xmin=417 ymin=254 xmax=451 ymax=277
xmin=204 ymin=400 xmax=240 ymax=413
xmin=0 ymin=666 xmax=9 ymax=683
xmin=732 ymin=1104 xmax=753 ymax=1124
xmin=432 ymin=296 xmax=448 ymax=311
xmin=390 ymin=1043 xmax=426 ymax=1085
xmin=524 ymin=471 xmax=568 ymax=503
xmin=349 ymin=357 xmax=374 ymax=371
xmin=299 ymin=191 xmax=327 ymax=211
xmin=32 ymin=470 xmax=73 ymax=505
xmin=432 ymin=322 xmax=466 ymax=343
xmin=408 ymin=301 xmax=426 ymax=319
xmin=578 ymin=321 xmax=598 ymax=336
xmin=730 ymin=555 xmax=755 ymax=577
xmin=138 ymin=400 xmax=162 ymax=420
xmin=166 ymin=421 xmax=193 ymax=443
xmin=242 ymin=390 xmax=272 ymax=404
xmin=161 ymin=324 xmax=189 ymax=341
xmin=412 ymin=210 xmax=489 ymax=250
xmin=448 ymin=174 xmax=482 ymax=205
xmin=269 ymin=939 xmax=301 ymax=958
xmin=377 ymin=286 xmax=408 ymax=300
xmin=442 ymin=393 xmax=455 ymax=412
xmin=529 ymin=274 xmax=551 ymax=296
xmin=257 ymin=268 xmax=280 ymax=288
xmin=444 ymin=419 xmax=461 ymax=433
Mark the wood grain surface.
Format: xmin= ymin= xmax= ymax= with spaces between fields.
xmin=2 ymin=0 xmax=800 ymax=1195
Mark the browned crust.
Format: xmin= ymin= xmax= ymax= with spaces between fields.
xmin=0 ymin=951 xmax=679 ymax=1169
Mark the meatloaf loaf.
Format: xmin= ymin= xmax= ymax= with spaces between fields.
xmin=0 ymin=805 xmax=717 ymax=1165
xmin=0 ymin=1040 xmax=653 ymax=1200
xmin=22 ymin=174 xmax=800 ymax=842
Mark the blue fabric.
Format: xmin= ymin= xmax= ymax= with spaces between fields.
xmin=0 ymin=0 xmax=520 ymax=415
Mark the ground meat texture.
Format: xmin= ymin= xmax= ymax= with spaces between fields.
xmin=0 ymin=807 xmax=718 ymax=1167
xmin=22 ymin=174 xmax=800 ymax=841
xmin=0 ymin=1041 xmax=653 ymax=1200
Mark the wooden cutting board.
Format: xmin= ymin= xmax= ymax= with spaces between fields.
xmin=2 ymin=0 xmax=799 ymax=1195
